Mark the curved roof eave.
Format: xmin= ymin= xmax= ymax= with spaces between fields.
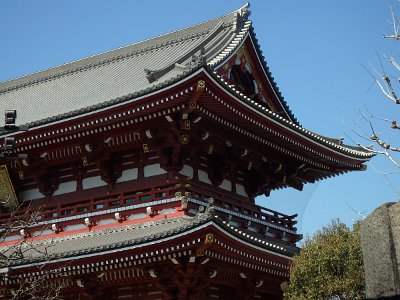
xmin=199 ymin=66 xmax=374 ymax=162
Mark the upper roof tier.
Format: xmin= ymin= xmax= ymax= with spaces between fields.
xmin=0 ymin=3 xmax=373 ymax=161
xmin=0 ymin=3 xmax=295 ymax=127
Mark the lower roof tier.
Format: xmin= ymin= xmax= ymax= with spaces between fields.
xmin=0 ymin=208 xmax=294 ymax=300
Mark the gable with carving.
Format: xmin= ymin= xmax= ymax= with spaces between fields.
xmin=215 ymin=38 xmax=291 ymax=119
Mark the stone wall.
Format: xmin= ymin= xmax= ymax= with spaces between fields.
xmin=361 ymin=202 xmax=400 ymax=299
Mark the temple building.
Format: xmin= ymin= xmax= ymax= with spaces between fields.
xmin=0 ymin=4 xmax=372 ymax=300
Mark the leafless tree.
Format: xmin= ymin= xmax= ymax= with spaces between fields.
xmin=0 ymin=204 xmax=67 ymax=299
xmin=352 ymin=2 xmax=400 ymax=172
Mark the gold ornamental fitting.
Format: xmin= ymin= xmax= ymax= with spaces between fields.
xmin=205 ymin=233 xmax=214 ymax=244
xmin=175 ymin=191 xmax=182 ymax=197
xmin=197 ymin=80 xmax=205 ymax=88
xmin=196 ymin=249 xmax=205 ymax=257
xmin=82 ymin=157 xmax=89 ymax=166
xmin=208 ymin=145 xmax=214 ymax=155
xmin=143 ymin=144 xmax=149 ymax=153
xmin=181 ymin=134 xmax=189 ymax=144
xmin=184 ymin=120 xmax=191 ymax=130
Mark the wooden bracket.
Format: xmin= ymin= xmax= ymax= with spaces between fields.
xmin=185 ymin=80 xmax=205 ymax=115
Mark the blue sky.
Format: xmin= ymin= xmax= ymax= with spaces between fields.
xmin=1 ymin=1 xmax=399 ymax=237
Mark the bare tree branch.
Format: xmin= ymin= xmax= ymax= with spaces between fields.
xmin=384 ymin=2 xmax=400 ymax=39
xmin=0 ymin=204 xmax=67 ymax=299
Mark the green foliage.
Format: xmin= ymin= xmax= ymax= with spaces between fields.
xmin=282 ymin=220 xmax=365 ymax=300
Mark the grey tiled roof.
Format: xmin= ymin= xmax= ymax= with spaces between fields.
xmin=0 ymin=5 xmax=249 ymax=128
xmin=0 ymin=210 xmax=296 ymax=267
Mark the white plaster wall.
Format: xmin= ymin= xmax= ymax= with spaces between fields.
xmin=82 ymin=176 xmax=107 ymax=190
xmin=19 ymin=188 xmax=44 ymax=202
xmin=128 ymin=213 xmax=147 ymax=220
xmin=179 ymin=164 xmax=193 ymax=178
xmin=248 ymin=226 xmax=258 ymax=233
xmin=198 ymin=170 xmax=212 ymax=184
xmin=97 ymin=219 xmax=116 ymax=225
xmin=53 ymin=181 xmax=77 ymax=196
xmin=4 ymin=235 xmax=20 ymax=242
xmin=228 ymin=221 xmax=240 ymax=227
xmin=34 ymin=229 xmax=53 ymax=237
xmin=144 ymin=164 xmax=166 ymax=177
xmin=219 ymin=179 xmax=232 ymax=191
xmin=64 ymin=224 xmax=86 ymax=231
xmin=236 ymin=184 xmax=248 ymax=197
xmin=116 ymin=168 xmax=138 ymax=183
xmin=159 ymin=208 xmax=177 ymax=214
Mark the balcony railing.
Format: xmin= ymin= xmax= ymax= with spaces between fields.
xmin=0 ymin=179 xmax=297 ymax=232
xmin=188 ymin=181 xmax=297 ymax=231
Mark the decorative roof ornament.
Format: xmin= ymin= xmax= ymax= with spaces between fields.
xmin=237 ymin=2 xmax=251 ymax=19
xmin=145 ymin=46 xmax=206 ymax=83
xmin=189 ymin=47 xmax=206 ymax=68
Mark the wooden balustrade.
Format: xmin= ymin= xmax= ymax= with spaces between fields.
xmin=0 ymin=180 xmax=181 ymax=223
xmin=0 ymin=178 xmax=297 ymax=232
xmin=188 ymin=181 xmax=297 ymax=231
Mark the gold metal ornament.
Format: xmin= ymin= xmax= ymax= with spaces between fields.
xmin=82 ymin=157 xmax=89 ymax=166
